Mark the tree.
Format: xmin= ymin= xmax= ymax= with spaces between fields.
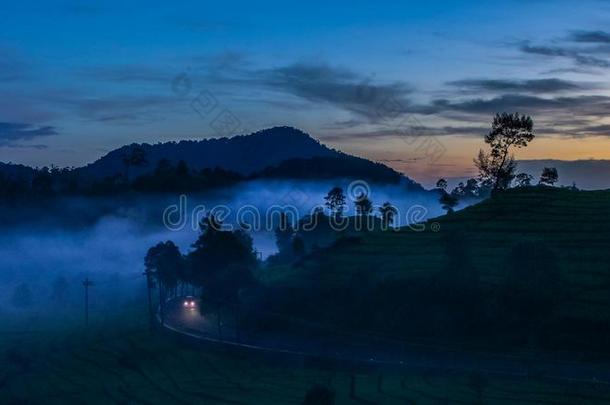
xmin=145 ymin=241 xmax=183 ymax=325
xmin=145 ymin=241 xmax=182 ymax=293
xmin=274 ymin=212 xmax=295 ymax=258
xmin=515 ymin=172 xmax=533 ymax=187
xmin=464 ymin=178 xmax=481 ymax=197
xmin=188 ymin=215 xmax=256 ymax=300
xmin=440 ymin=192 xmax=459 ymax=214
xmin=175 ymin=160 xmax=190 ymax=177
xmin=379 ymin=202 xmax=398 ymax=229
xmin=292 ymin=235 xmax=305 ymax=258
xmin=354 ymin=193 xmax=373 ymax=216
xmin=188 ymin=215 xmax=257 ymax=336
xmin=121 ymin=145 xmax=148 ymax=184
xmin=436 ymin=178 xmax=448 ymax=190
xmin=324 ymin=187 xmax=346 ymax=217
xmin=475 ymin=113 xmax=534 ymax=191
xmin=539 ymin=167 xmax=558 ymax=186
xmin=154 ymin=158 xmax=173 ymax=176
xmin=451 ymin=178 xmax=482 ymax=198
xmin=31 ymin=167 xmax=54 ymax=195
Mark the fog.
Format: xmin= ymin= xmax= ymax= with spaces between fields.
xmin=0 ymin=180 xmax=466 ymax=321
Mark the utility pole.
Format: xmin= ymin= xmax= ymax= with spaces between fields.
xmin=82 ymin=278 xmax=94 ymax=329
xmin=143 ymin=268 xmax=155 ymax=333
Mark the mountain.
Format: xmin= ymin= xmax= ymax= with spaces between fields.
xmin=0 ymin=127 xmax=426 ymax=195
xmin=76 ymin=126 xmax=424 ymax=189
xmin=251 ymin=156 xmax=421 ymax=189
xmin=79 ymin=127 xmax=338 ymax=179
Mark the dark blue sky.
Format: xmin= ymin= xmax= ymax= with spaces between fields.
xmin=2 ymin=1 xmax=610 ymax=183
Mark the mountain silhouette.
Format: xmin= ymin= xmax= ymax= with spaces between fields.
xmin=79 ymin=127 xmax=336 ymax=179
xmin=76 ymin=126 xmax=423 ymax=188
xmin=0 ymin=127 xmax=425 ymax=191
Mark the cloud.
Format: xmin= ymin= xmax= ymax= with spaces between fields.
xmin=74 ymin=52 xmax=610 ymax=142
xmin=520 ymin=44 xmax=572 ymax=58
xmin=0 ymin=122 xmax=57 ymax=147
xmin=76 ymin=59 xmax=415 ymax=128
xmin=568 ymin=30 xmax=610 ymax=43
xmin=4 ymin=143 xmax=49 ymax=150
xmin=428 ymin=94 xmax=610 ymax=117
xmin=46 ymin=91 xmax=181 ymax=123
xmin=321 ymin=125 xmax=488 ymax=142
xmin=322 ymin=119 xmax=366 ymax=130
xmin=198 ymin=50 xmax=250 ymax=72
xmin=198 ymin=59 xmax=415 ymax=121
xmin=520 ymin=43 xmax=610 ymax=68
xmin=76 ymin=96 xmax=180 ymax=122
xmin=447 ymin=78 xmax=590 ymax=93
xmin=256 ymin=63 xmax=413 ymax=122
xmin=572 ymin=124 xmax=610 ymax=137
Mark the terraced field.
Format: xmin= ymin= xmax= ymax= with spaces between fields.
xmin=3 ymin=317 xmax=610 ymax=404
xmin=279 ymin=187 xmax=610 ymax=323
xmin=4 ymin=187 xmax=610 ymax=403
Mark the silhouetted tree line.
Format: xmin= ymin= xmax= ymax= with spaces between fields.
xmin=0 ymin=153 xmax=410 ymax=201
xmin=0 ymin=158 xmax=245 ymax=200
xmin=132 ymin=159 xmax=243 ymax=192
xmin=251 ymin=155 xmax=405 ymax=185
xmin=144 ymin=214 xmax=258 ymax=331
xmin=268 ymin=187 xmax=398 ymax=265
xmin=434 ymin=113 xmax=568 ymax=213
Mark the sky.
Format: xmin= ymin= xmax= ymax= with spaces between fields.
xmin=2 ymin=1 xmax=610 ymax=186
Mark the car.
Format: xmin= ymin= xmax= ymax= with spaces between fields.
xmin=182 ymin=296 xmax=197 ymax=310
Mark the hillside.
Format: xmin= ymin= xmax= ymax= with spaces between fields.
xmin=294 ymin=187 xmax=608 ymax=281
xmin=3 ymin=312 xmax=606 ymax=404
xmin=264 ymin=187 xmax=610 ymax=350
xmin=0 ymin=126 xmax=425 ymax=195
xmin=77 ymin=126 xmax=392 ymax=181
xmin=251 ymin=156 xmax=422 ymax=189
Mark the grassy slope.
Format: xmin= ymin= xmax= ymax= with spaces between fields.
xmin=280 ymin=187 xmax=610 ymax=322
xmin=4 ymin=187 xmax=610 ymax=403
xmin=3 ymin=315 xmax=610 ymax=404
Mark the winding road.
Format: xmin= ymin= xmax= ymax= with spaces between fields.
xmin=161 ymin=297 xmax=610 ymax=387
